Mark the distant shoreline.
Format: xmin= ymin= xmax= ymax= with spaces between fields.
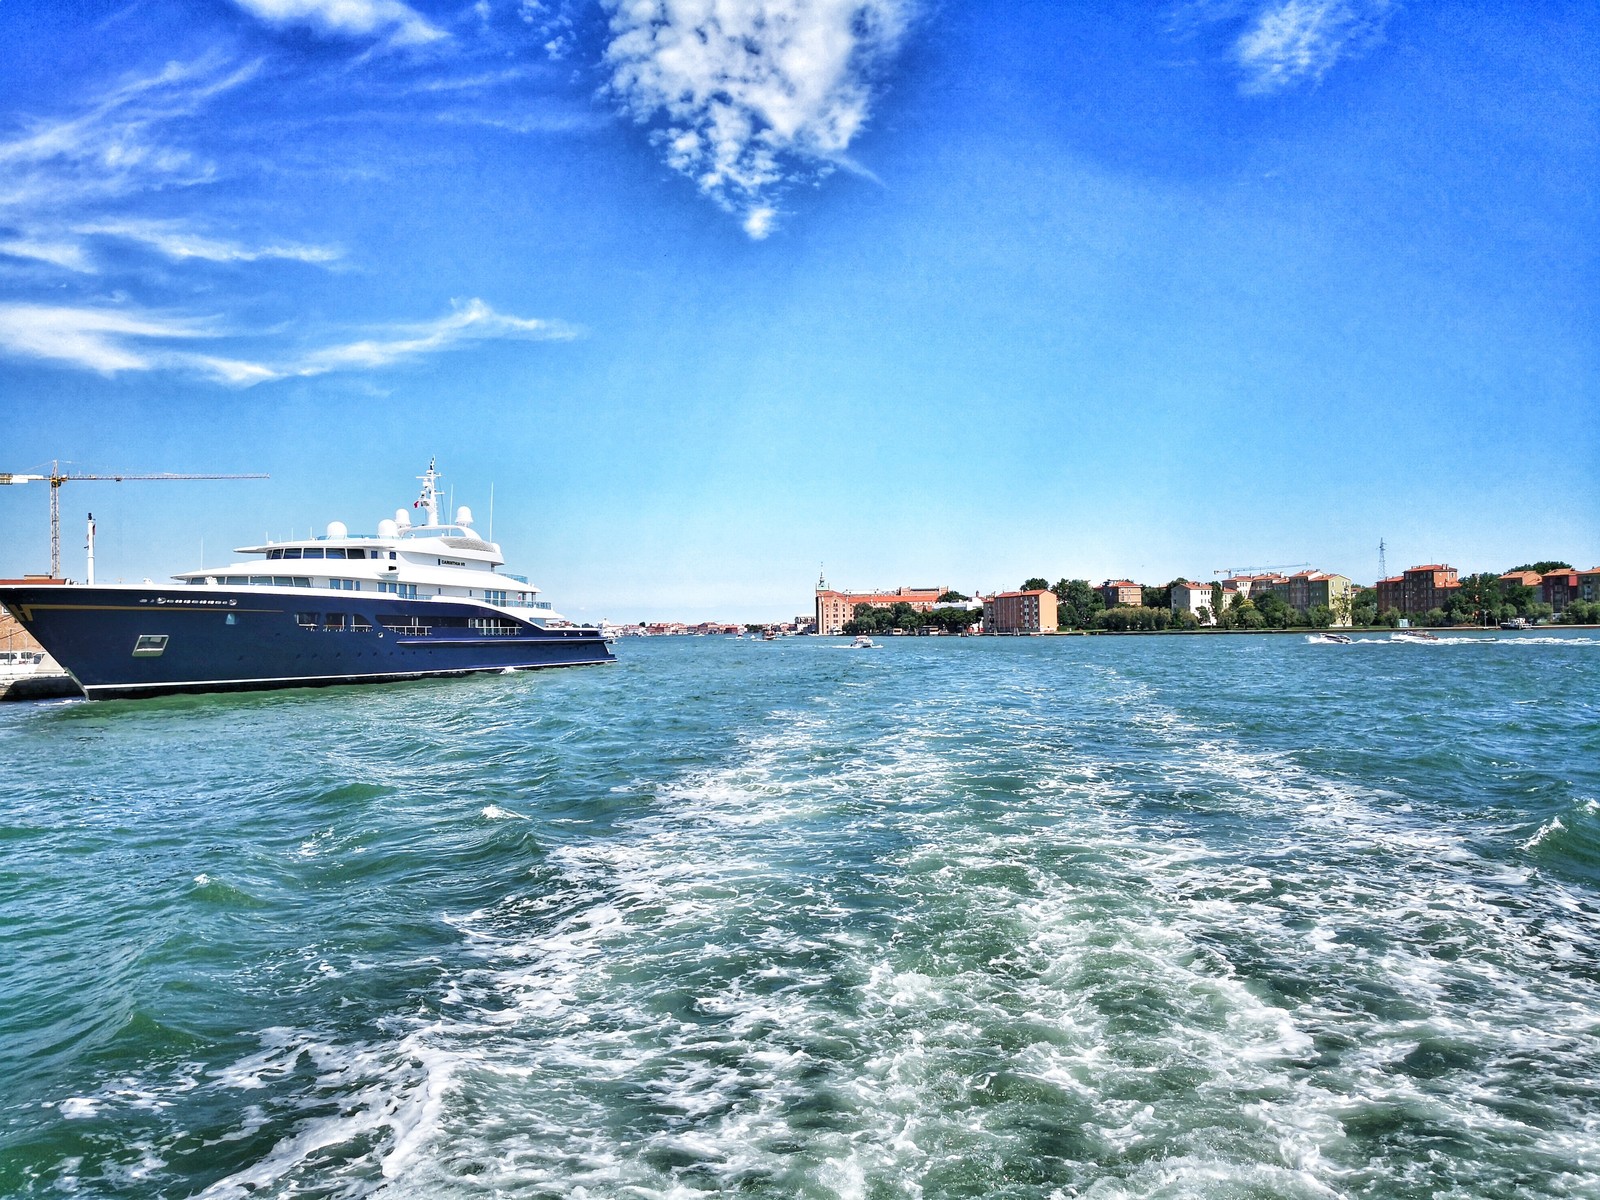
xmin=1036 ymin=624 xmax=1600 ymax=637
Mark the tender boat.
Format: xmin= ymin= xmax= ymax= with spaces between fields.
xmin=1500 ymin=618 xmax=1530 ymax=631
xmin=0 ymin=461 xmax=613 ymax=700
xmin=850 ymin=635 xmax=880 ymax=649
xmin=1311 ymin=632 xmax=1353 ymax=644
xmin=1393 ymin=629 xmax=1441 ymax=642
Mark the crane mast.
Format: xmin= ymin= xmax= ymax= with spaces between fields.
xmin=0 ymin=461 xmax=268 ymax=578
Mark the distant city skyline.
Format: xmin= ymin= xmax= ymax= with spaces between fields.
xmin=2 ymin=1 xmax=1595 ymax=622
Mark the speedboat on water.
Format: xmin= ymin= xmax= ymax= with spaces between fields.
xmin=850 ymin=635 xmax=880 ymax=649
xmin=1311 ymin=632 xmax=1353 ymax=644
xmin=0 ymin=461 xmax=614 ymax=700
xmin=1393 ymin=629 xmax=1441 ymax=642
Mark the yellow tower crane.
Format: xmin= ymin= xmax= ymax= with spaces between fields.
xmin=0 ymin=461 xmax=268 ymax=578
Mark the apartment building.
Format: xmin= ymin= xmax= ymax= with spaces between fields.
xmin=1098 ymin=579 xmax=1143 ymax=608
xmin=1376 ymin=564 xmax=1460 ymax=615
xmin=984 ymin=589 xmax=1058 ymax=634
xmin=815 ymin=585 xmax=946 ymax=636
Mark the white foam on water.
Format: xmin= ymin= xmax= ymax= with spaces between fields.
xmin=480 ymin=804 xmax=526 ymax=820
xmin=55 ymin=653 xmax=1595 ymax=1198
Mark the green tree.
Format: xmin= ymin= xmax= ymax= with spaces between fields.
xmin=936 ymin=590 xmax=969 ymax=603
xmin=1021 ymin=577 xmax=1050 ymax=592
xmin=1252 ymin=591 xmax=1294 ymax=629
xmin=1305 ymin=604 xmax=1333 ymax=629
xmin=1563 ymin=599 xmax=1600 ymax=625
xmin=1053 ymin=579 xmax=1102 ymax=630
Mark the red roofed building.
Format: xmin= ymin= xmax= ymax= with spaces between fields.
xmin=816 ymin=585 xmax=947 ymax=636
xmin=1499 ymin=570 xmax=1543 ymax=593
xmin=1542 ymin=570 xmax=1580 ymax=614
xmin=984 ymin=589 xmax=1058 ymax=634
xmin=1376 ymin=564 xmax=1460 ymax=616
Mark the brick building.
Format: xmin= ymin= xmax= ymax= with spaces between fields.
xmin=1542 ymin=569 xmax=1579 ymax=614
xmin=1376 ymin=564 xmax=1460 ymax=615
xmin=815 ymin=585 xmax=946 ymax=636
xmin=984 ymin=589 xmax=1058 ymax=634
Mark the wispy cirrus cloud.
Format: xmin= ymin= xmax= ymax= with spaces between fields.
xmin=0 ymin=56 xmax=257 ymax=212
xmin=1232 ymin=0 xmax=1393 ymax=94
xmin=599 ymin=0 xmax=915 ymax=238
xmin=0 ymin=298 xmax=574 ymax=385
xmin=229 ymin=0 xmax=446 ymax=46
xmin=78 ymin=219 xmax=342 ymax=267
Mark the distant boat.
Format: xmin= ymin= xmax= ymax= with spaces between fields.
xmin=1311 ymin=632 xmax=1353 ymax=644
xmin=1394 ymin=630 xmax=1441 ymax=642
xmin=1500 ymin=618 xmax=1530 ymax=631
xmin=762 ymin=628 xmax=777 ymax=641
xmin=850 ymin=635 xmax=880 ymax=649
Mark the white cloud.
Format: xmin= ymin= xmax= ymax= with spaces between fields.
xmin=0 ymin=298 xmax=574 ymax=385
xmin=0 ymin=57 xmax=257 ymax=213
xmin=0 ymin=239 xmax=92 ymax=272
xmin=78 ymin=220 xmax=342 ymax=265
xmin=0 ymin=304 xmax=212 ymax=373
xmin=600 ymin=0 xmax=913 ymax=237
xmin=295 ymin=298 xmax=574 ymax=373
xmin=230 ymin=0 xmax=446 ymax=46
xmin=1234 ymin=0 xmax=1391 ymax=94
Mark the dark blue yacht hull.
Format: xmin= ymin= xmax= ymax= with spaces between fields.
xmin=0 ymin=586 xmax=614 ymax=700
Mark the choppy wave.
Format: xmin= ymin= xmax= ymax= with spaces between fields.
xmin=2 ymin=638 xmax=1597 ymax=1197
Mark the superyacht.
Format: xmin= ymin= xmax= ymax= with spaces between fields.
xmin=0 ymin=461 xmax=614 ymax=700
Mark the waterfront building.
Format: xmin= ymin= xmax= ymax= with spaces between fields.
xmin=1170 ymin=581 xmax=1214 ymax=624
xmin=1249 ymin=571 xmax=1354 ymax=623
xmin=1579 ymin=569 xmax=1600 ymax=605
xmin=1542 ymin=569 xmax=1580 ymax=614
xmin=984 ymin=589 xmax=1058 ymax=634
xmin=1376 ymin=564 xmax=1460 ymax=615
xmin=1499 ymin=570 xmax=1544 ymax=595
xmin=1098 ymin=580 xmax=1143 ymax=608
xmin=815 ymin=585 xmax=946 ymax=636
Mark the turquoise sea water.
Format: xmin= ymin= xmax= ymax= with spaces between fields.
xmin=2 ymin=632 xmax=1598 ymax=1198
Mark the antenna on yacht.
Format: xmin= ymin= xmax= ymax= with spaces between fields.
xmin=415 ymin=458 xmax=441 ymax=527
xmin=85 ymin=513 xmax=95 ymax=585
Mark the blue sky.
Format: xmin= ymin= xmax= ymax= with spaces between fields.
xmin=1 ymin=0 xmax=1595 ymax=621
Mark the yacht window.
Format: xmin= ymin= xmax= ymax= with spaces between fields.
xmin=267 ymin=548 xmax=284 ymax=560
xmin=282 ymin=548 xmax=302 ymax=559
xmin=273 ymin=576 xmax=296 ymax=587
xmin=296 ymin=612 xmax=318 ymax=628
xmin=323 ymin=613 xmax=346 ymax=629
xmin=225 ymin=614 xmax=239 ymax=626
xmin=326 ymin=548 xmax=347 ymax=559
xmin=350 ymin=615 xmax=372 ymax=631
xmin=302 ymin=548 xmax=325 ymax=560
xmin=295 ymin=577 xmax=311 ymax=588
xmin=132 ymin=634 xmax=168 ymax=657
xmin=250 ymin=575 xmax=272 ymax=586
xmin=346 ymin=549 xmax=366 ymax=560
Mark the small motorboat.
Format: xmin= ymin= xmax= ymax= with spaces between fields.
xmin=850 ymin=635 xmax=880 ymax=649
xmin=762 ymin=628 xmax=778 ymax=641
xmin=1394 ymin=629 xmax=1440 ymax=642
xmin=1499 ymin=618 xmax=1530 ymax=631
xmin=1311 ymin=632 xmax=1353 ymax=644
